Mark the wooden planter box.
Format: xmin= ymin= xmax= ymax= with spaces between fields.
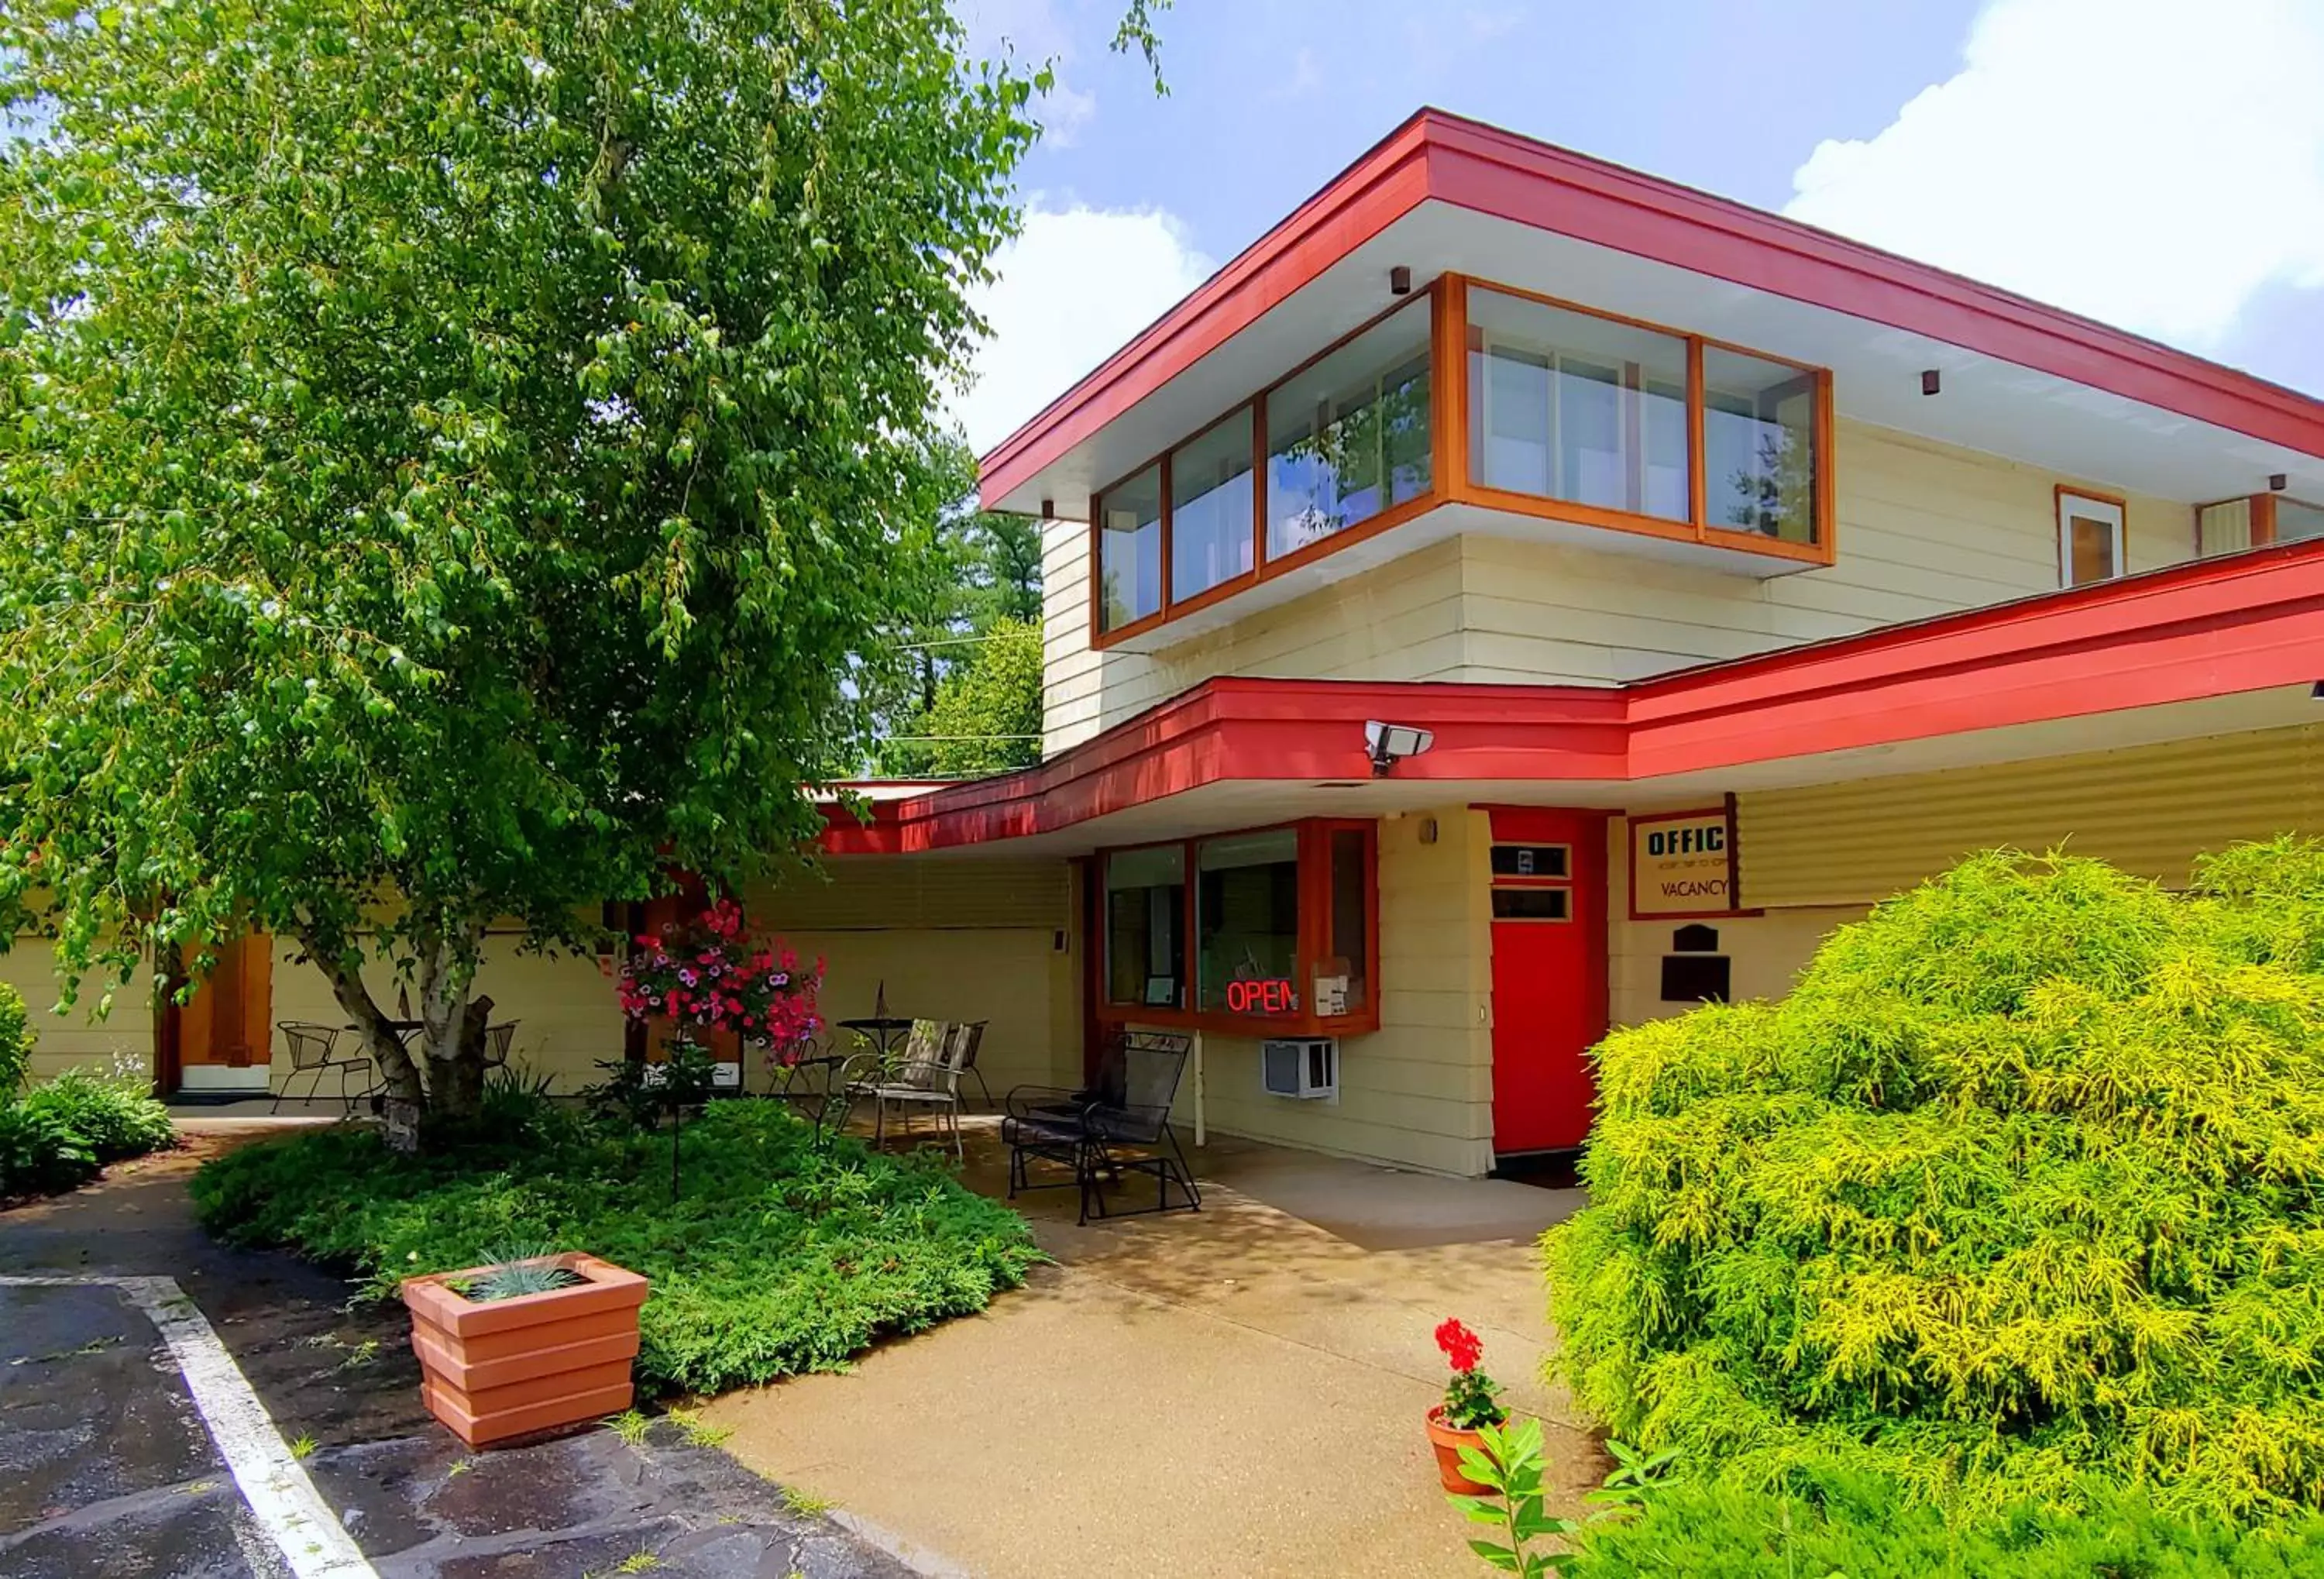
xmin=401 ymin=1253 xmax=648 ymax=1450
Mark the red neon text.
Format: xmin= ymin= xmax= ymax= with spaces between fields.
xmin=1226 ymin=979 xmax=1297 ymax=1014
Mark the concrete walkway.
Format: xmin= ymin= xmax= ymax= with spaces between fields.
xmin=703 ymin=1126 xmax=1604 ymax=1579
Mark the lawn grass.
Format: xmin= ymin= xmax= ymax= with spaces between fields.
xmin=190 ymin=1097 xmax=1041 ymax=1397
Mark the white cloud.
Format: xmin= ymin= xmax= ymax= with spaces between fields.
xmin=1785 ymin=0 xmax=2324 ymax=349
xmin=954 ymin=0 xmax=1098 ymax=146
xmin=950 ymin=205 xmax=1216 ymax=459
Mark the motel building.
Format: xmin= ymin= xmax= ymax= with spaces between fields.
xmin=19 ymin=108 xmax=2324 ymax=1178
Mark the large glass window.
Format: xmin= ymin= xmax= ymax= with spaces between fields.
xmin=1170 ymin=414 xmax=1256 ymax=602
xmin=1466 ymin=288 xmax=1690 ymax=521
xmin=1096 ymin=464 xmax=1163 ymax=632
xmin=2279 ymin=497 xmax=2324 ymax=543
xmin=1321 ymin=827 xmax=1371 ymax=1016
xmin=1105 ymin=845 xmax=1186 ymax=1008
xmin=1266 ymin=301 xmax=1432 ymax=560
xmin=1703 ymin=347 xmax=1819 ymax=544
xmin=1197 ymin=828 xmax=1301 ymax=1014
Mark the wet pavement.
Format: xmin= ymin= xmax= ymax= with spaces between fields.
xmin=0 ymin=1127 xmax=925 ymax=1578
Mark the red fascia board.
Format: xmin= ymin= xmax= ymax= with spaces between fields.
xmin=824 ymin=542 xmax=2324 ymax=855
xmin=978 ymin=110 xmax=2324 ymax=510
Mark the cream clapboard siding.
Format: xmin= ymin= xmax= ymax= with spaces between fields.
xmin=1 ymin=944 xmax=156 ymax=1083
xmin=1452 ymin=421 xmax=2189 ymax=683
xmin=1736 ymin=724 xmax=2324 ymax=910
xmin=1040 ymin=420 xmax=2198 ymax=746
xmin=1178 ymin=805 xmax=1497 ymax=1177
xmin=1042 ymin=528 xmax=1473 ymax=752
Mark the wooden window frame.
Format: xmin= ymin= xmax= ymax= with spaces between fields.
xmin=2055 ymin=485 xmax=2129 ymax=588
xmin=1086 ymin=272 xmax=1838 ymax=652
xmin=1093 ymin=817 xmax=1381 ymax=1039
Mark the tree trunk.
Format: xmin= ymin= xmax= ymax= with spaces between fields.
xmin=414 ymin=924 xmax=486 ymax=1124
xmin=303 ymin=928 xmax=428 ymax=1152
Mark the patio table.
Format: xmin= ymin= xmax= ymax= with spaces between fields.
xmin=837 ymin=1016 xmax=916 ymax=1058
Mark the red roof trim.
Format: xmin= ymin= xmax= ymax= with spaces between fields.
xmin=826 ymin=542 xmax=2324 ymax=855
xmin=977 ymin=108 xmax=2324 ymax=507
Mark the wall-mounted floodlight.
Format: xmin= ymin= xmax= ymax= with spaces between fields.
xmin=1365 ymin=721 xmax=1435 ymax=777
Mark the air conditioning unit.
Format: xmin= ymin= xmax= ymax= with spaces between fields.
xmin=1262 ymin=1038 xmax=1338 ymax=1101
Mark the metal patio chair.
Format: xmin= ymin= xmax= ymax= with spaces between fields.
xmin=844 ymin=1018 xmax=962 ymax=1154
xmin=483 ymin=1022 xmax=517 ymax=1071
xmin=273 ymin=1022 xmax=373 ymax=1113
xmin=951 ymin=1019 xmax=993 ymax=1111
xmin=1003 ymin=1030 xmax=1201 ymax=1225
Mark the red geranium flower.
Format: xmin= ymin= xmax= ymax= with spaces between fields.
xmin=1435 ymin=1317 xmax=1483 ymax=1374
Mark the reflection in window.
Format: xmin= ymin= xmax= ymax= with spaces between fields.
xmin=2281 ymin=497 xmax=2324 ymax=543
xmin=1097 ymin=465 xmax=1163 ymax=631
xmin=1322 ymin=827 xmax=1370 ymax=1015
xmin=1704 ymin=347 xmax=1818 ymax=543
xmin=1196 ymin=828 xmax=1300 ymax=1013
xmin=1266 ymin=301 xmax=1432 ymax=560
xmin=1466 ymin=289 xmax=1690 ymax=521
xmin=2197 ymin=497 xmax=2256 ymax=556
xmin=1105 ymin=845 xmax=1186 ymax=1007
xmin=1170 ymin=415 xmax=1255 ymax=602
xmin=2057 ymin=490 xmax=2123 ymax=587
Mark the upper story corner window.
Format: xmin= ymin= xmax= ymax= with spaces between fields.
xmin=1265 ymin=297 xmax=1433 ymax=562
xmin=1703 ymin=346 xmax=1821 ymax=545
xmin=2057 ymin=488 xmax=2126 ymax=587
xmin=2195 ymin=491 xmax=2324 ymax=559
xmin=1169 ymin=413 xmax=1257 ymax=604
xmin=1096 ymin=463 xmax=1164 ymax=632
xmin=1467 ymin=287 xmax=1690 ymax=523
xmin=2283 ymin=497 xmax=2324 ymax=542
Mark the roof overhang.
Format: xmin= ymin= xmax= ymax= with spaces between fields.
xmin=979 ymin=109 xmax=2324 ymax=520
xmin=824 ymin=538 xmax=2324 ymax=856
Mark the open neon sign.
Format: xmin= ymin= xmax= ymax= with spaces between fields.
xmin=1226 ymin=979 xmax=1297 ymax=1015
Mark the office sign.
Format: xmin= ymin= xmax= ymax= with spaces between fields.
xmin=1629 ymin=808 xmax=1740 ymax=918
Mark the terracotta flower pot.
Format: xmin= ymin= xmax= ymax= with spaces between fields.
xmin=1426 ymin=1404 xmax=1495 ymax=1495
xmin=401 ymin=1253 xmax=648 ymax=1450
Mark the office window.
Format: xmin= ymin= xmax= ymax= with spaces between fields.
xmin=1266 ymin=300 xmax=1433 ymax=560
xmin=1095 ymin=464 xmax=1164 ymax=632
xmin=2058 ymin=489 xmax=2126 ymax=587
xmin=1466 ymin=288 xmax=1690 ymax=521
xmin=1196 ymin=828 xmax=1301 ymax=1014
xmin=1105 ymin=845 xmax=1186 ymax=1008
xmin=1170 ymin=413 xmax=1257 ymax=603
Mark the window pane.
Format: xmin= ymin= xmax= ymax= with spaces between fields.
xmin=1196 ymin=827 xmax=1301 ymax=1013
xmin=1266 ymin=300 xmax=1432 ymax=560
xmin=2280 ymin=498 xmax=2324 ymax=543
xmin=1098 ymin=465 xmax=1162 ymax=631
xmin=2069 ymin=513 xmax=2119 ymax=584
xmin=1491 ymin=888 xmax=1571 ymax=921
xmin=1170 ymin=414 xmax=1256 ymax=601
xmin=1703 ymin=347 xmax=1819 ymax=543
xmin=1105 ymin=845 xmax=1184 ymax=1007
xmin=1466 ymin=289 xmax=1690 ymax=522
xmin=1321 ymin=828 xmax=1370 ymax=1015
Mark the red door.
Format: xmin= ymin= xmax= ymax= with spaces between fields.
xmin=1487 ymin=808 xmax=1609 ymax=1154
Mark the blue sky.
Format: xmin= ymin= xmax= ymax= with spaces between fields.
xmin=951 ymin=0 xmax=2324 ymax=454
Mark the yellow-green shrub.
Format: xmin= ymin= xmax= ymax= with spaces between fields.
xmin=1545 ymin=841 xmax=2324 ymax=1520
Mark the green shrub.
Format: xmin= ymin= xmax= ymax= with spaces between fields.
xmin=1570 ymin=1467 xmax=2324 ymax=1578
xmin=0 ymin=980 xmax=31 ymax=1097
xmin=191 ymin=1099 xmax=1042 ymax=1396
xmin=24 ymin=1059 xmax=177 ymax=1161
xmin=0 ymin=1101 xmax=97 ymax=1195
xmin=1544 ymin=841 xmax=2324 ymax=1520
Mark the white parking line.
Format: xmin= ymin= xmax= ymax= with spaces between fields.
xmin=0 ymin=1274 xmax=379 ymax=1578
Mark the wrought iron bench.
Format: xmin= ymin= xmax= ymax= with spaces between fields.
xmin=1002 ymin=1030 xmax=1201 ymax=1225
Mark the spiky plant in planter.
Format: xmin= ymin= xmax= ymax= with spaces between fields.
xmin=404 ymin=1249 xmax=649 ymax=1450
xmin=452 ymin=1244 xmax=587 ymax=1303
